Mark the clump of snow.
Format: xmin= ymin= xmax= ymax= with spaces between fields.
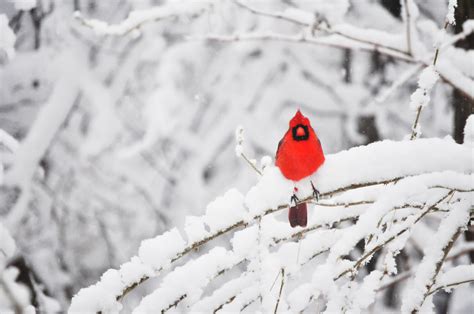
xmin=69 ymin=282 xmax=122 ymax=313
xmin=119 ymin=257 xmax=154 ymax=288
xmin=133 ymin=247 xmax=238 ymax=313
xmin=446 ymin=0 xmax=457 ymax=25
xmin=0 ymin=15 xmax=16 ymax=62
xmin=231 ymin=226 xmax=258 ymax=259
xmin=463 ymin=115 xmax=474 ymax=145
xmin=409 ymin=66 xmax=439 ymax=110
xmin=204 ymin=188 xmax=246 ymax=232
xmin=138 ymin=228 xmax=186 ymax=269
xmin=245 ymin=166 xmax=293 ymax=216
xmin=184 ymin=215 xmax=209 ymax=242
xmin=313 ymin=138 xmax=471 ymax=195
xmin=463 ymin=20 xmax=474 ymax=33
xmin=260 ymin=155 xmax=272 ymax=171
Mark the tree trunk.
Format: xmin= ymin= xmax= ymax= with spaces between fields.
xmin=454 ymin=0 xmax=474 ymax=266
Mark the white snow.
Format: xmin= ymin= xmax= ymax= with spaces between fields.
xmin=204 ymin=188 xmax=246 ymax=232
xmin=436 ymin=265 xmax=474 ymax=292
xmin=133 ymin=247 xmax=238 ymax=313
xmin=75 ymin=1 xmax=212 ymax=36
xmin=0 ymin=15 xmax=16 ymax=62
xmin=138 ymin=228 xmax=186 ymax=270
xmin=409 ymin=66 xmax=439 ymax=110
xmin=0 ymin=223 xmax=15 ymax=262
xmin=245 ymin=166 xmax=294 ymax=216
xmin=446 ymin=0 xmax=458 ymax=25
xmin=9 ymin=0 xmax=37 ymax=11
xmin=463 ymin=20 xmax=474 ymax=33
xmin=401 ymin=200 xmax=470 ymax=313
xmin=464 ymin=115 xmax=474 ymax=145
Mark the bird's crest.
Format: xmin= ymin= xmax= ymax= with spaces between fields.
xmin=290 ymin=109 xmax=311 ymax=128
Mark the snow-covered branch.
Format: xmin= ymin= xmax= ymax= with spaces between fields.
xmin=69 ymin=137 xmax=472 ymax=313
xmin=74 ymin=2 xmax=212 ymax=36
xmin=401 ymin=200 xmax=469 ymax=313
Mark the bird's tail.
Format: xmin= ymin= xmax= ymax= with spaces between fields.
xmin=288 ymin=202 xmax=307 ymax=228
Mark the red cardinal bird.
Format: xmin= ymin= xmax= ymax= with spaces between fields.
xmin=275 ymin=110 xmax=325 ymax=228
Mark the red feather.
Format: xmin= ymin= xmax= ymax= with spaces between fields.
xmin=275 ymin=110 xmax=325 ymax=227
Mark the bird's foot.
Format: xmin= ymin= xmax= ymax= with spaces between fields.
xmin=311 ymin=181 xmax=320 ymax=202
xmin=291 ymin=194 xmax=299 ymax=207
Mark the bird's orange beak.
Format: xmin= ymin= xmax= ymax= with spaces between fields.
xmin=296 ymin=126 xmax=305 ymax=137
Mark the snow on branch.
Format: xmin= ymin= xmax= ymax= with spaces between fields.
xmin=0 ymin=221 xmax=33 ymax=313
xmin=74 ymin=1 xmax=212 ymax=36
xmin=69 ymin=137 xmax=472 ymax=313
xmin=401 ymin=200 xmax=470 ymax=313
xmin=409 ymin=66 xmax=439 ymax=140
xmin=235 ymin=126 xmax=262 ymax=176
xmin=0 ymin=14 xmax=16 ymax=62
xmin=4 ymin=54 xmax=80 ymax=229
xmin=191 ymin=2 xmax=473 ymax=102
xmin=446 ymin=0 xmax=458 ymax=26
xmin=429 ymin=265 xmax=474 ymax=296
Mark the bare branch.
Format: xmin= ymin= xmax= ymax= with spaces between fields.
xmin=74 ymin=2 xmax=211 ymax=36
xmin=402 ymin=0 xmax=413 ymax=55
xmin=274 ymin=268 xmax=285 ymax=314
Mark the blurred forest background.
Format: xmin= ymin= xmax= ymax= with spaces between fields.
xmin=0 ymin=0 xmax=472 ymax=312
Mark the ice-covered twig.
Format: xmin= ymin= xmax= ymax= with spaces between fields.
xmin=273 ymin=268 xmax=285 ymax=314
xmin=428 ymin=264 xmax=474 ymax=296
xmin=197 ymin=32 xmax=414 ymax=63
xmin=409 ymin=65 xmax=440 ymax=140
xmin=74 ymin=2 xmax=211 ymax=36
xmin=336 ymin=190 xmax=455 ymax=281
xmin=401 ymin=199 xmax=469 ymax=313
xmin=377 ymin=243 xmax=474 ymax=292
xmin=235 ymin=126 xmax=262 ymax=176
xmin=0 ymin=129 xmax=19 ymax=152
xmin=232 ymin=0 xmax=308 ymax=27
xmin=232 ymin=0 xmax=410 ymax=56
xmin=401 ymin=0 xmax=415 ymax=55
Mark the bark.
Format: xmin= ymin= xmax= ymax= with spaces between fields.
xmin=454 ymin=0 xmax=474 ymax=264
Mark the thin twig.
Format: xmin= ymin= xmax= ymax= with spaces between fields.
xmin=240 ymin=152 xmax=262 ymax=176
xmin=232 ymin=0 xmax=410 ymax=56
xmin=377 ymin=246 xmax=474 ymax=292
xmin=274 ymin=268 xmax=285 ymax=314
xmin=427 ymin=279 xmax=474 ymax=296
xmin=335 ymin=190 xmax=455 ymax=280
xmin=410 ymin=21 xmax=449 ymax=140
xmin=403 ymin=0 xmax=413 ymax=55
xmin=412 ymin=228 xmax=462 ymax=314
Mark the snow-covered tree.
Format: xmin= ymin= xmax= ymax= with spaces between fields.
xmin=0 ymin=0 xmax=473 ymax=312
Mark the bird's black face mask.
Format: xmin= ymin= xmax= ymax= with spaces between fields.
xmin=292 ymin=124 xmax=309 ymax=141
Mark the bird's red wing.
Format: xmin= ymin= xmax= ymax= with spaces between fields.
xmin=276 ymin=138 xmax=283 ymax=158
xmin=275 ymin=130 xmax=290 ymax=159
